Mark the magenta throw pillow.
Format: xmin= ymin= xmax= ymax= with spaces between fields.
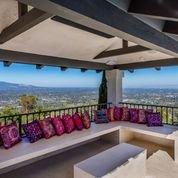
xmin=82 ymin=111 xmax=91 ymax=129
xmin=38 ymin=118 xmax=56 ymax=139
xmin=22 ymin=121 xmax=43 ymax=143
xmin=62 ymin=114 xmax=75 ymax=133
xmin=121 ymin=107 xmax=130 ymax=121
xmin=130 ymin=108 xmax=139 ymax=123
xmin=0 ymin=122 xmax=21 ymax=149
xmin=72 ymin=113 xmax=83 ymax=130
xmin=114 ymin=106 xmax=122 ymax=121
xmin=51 ymin=117 xmax=65 ymax=136
xmin=147 ymin=112 xmax=163 ymax=127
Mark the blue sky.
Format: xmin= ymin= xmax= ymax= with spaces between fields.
xmin=1 ymin=62 xmax=178 ymax=88
xmin=0 ymin=63 xmax=102 ymax=88
xmin=123 ymin=66 xmax=178 ymax=88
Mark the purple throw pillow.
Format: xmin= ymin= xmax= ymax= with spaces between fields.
xmin=130 ymin=108 xmax=139 ymax=123
xmin=0 ymin=122 xmax=21 ymax=149
xmin=114 ymin=107 xmax=122 ymax=121
xmin=147 ymin=112 xmax=163 ymax=127
xmin=22 ymin=121 xmax=43 ymax=143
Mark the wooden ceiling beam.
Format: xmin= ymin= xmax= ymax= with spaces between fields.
xmin=0 ymin=49 xmax=113 ymax=70
xmin=51 ymin=16 xmax=113 ymax=38
xmin=163 ymin=21 xmax=178 ymax=35
xmin=128 ymin=0 xmax=178 ymax=21
xmin=17 ymin=0 xmax=178 ymax=57
xmin=18 ymin=2 xmax=28 ymax=18
xmin=0 ymin=8 xmax=51 ymax=44
xmin=115 ymin=58 xmax=178 ymax=70
xmin=94 ymin=45 xmax=151 ymax=59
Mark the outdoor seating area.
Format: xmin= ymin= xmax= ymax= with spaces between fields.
xmin=1 ymin=0 xmax=178 ymax=177
xmin=1 ymin=102 xmax=178 ymax=177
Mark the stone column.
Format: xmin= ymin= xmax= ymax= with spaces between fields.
xmin=106 ymin=69 xmax=123 ymax=105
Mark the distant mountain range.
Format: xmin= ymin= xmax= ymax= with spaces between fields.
xmin=0 ymin=81 xmax=40 ymax=91
xmin=0 ymin=81 xmax=97 ymax=92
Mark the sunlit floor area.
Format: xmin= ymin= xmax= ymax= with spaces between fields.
xmin=0 ymin=140 xmax=115 ymax=178
xmin=127 ymin=139 xmax=174 ymax=158
xmin=146 ymin=150 xmax=178 ymax=178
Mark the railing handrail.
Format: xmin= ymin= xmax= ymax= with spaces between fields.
xmin=120 ymin=102 xmax=178 ymax=109
xmin=0 ymin=102 xmax=112 ymax=119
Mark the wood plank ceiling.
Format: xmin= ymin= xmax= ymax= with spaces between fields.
xmin=0 ymin=0 xmax=178 ymax=70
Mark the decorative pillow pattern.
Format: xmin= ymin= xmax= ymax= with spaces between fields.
xmin=114 ymin=107 xmax=122 ymax=121
xmin=0 ymin=122 xmax=2 ymax=146
xmin=22 ymin=121 xmax=43 ymax=143
xmin=130 ymin=108 xmax=139 ymax=123
xmin=138 ymin=109 xmax=147 ymax=124
xmin=121 ymin=107 xmax=130 ymax=121
xmin=147 ymin=112 xmax=163 ymax=127
xmin=72 ymin=113 xmax=83 ymax=130
xmin=82 ymin=111 xmax=91 ymax=129
xmin=94 ymin=110 xmax=109 ymax=124
xmin=0 ymin=122 xmax=21 ymax=149
xmin=38 ymin=118 xmax=56 ymax=139
xmin=51 ymin=117 xmax=65 ymax=136
xmin=62 ymin=114 xmax=75 ymax=133
xmin=107 ymin=107 xmax=115 ymax=121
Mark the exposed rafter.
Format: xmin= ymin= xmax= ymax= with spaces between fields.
xmin=51 ymin=16 xmax=113 ymax=38
xmin=0 ymin=8 xmax=51 ymax=44
xmin=115 ymin=58 xmax=178 ymax=70
xmin=94 ymin=45 xmax=151 ymax=59
xmin=17 ymin=0 xmax=178 ymax=57
xmin=0 ymin=49 xmax=113 ymax=70
xmin=18 ymin=2 xmax=28 ymax=17
xmin=128 ymin=0 xmax=178 ymax=21
xmin=163 ymin=21 xmax=178 ymax=35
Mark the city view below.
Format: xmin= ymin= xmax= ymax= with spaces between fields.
xmin=1 ymin=81 xmax=178 ymax=116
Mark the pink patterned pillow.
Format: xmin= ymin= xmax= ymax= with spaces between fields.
xmin=72 ymin=113 xmax=83 ymax=130
xmin=121 ymin=107 xmax=130 ymax=121
xmin=147 ymin=112 xmax=163 ymax=127
xmin=51 ymin=117 xmax=65 ymax=136
xmin=0 ymin=122 xmax=21 ymax=149
xmin=38 ymin=118 xmax=56 ymax=139
xmin=0 ymin=122 xmax=2 ymax=146
xmin=130 ymin=108 xmax=139 ymax=123
xmin=114 ymin=106 xmax=122 ymax=121
xmin=107 ymin=107 xmax=115 ymax=121
xmin=62 ymin=114 xmax=75 ymax=133
xmin=82 ymin=111 xmax=91 ymax=129
xmin=138 ymin=109 xmax=147 ymax=124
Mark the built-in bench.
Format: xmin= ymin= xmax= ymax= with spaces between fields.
xmin=74 ymin=143 xmax=146 ymax=178
xmin=0 ymin=121 xmax=178 ymax=175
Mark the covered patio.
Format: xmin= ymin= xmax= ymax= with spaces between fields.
xmin=1 ymin=0 xmax=178 ymax=178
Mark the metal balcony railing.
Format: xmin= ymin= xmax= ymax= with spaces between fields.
xmin=120 ymin=102 xmax=178 ymax=125
xmin=0 ymin=103 xmax=112 ymax=136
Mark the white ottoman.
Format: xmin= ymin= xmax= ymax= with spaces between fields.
xmin=74 ymin=143 xmax=146 ymax=178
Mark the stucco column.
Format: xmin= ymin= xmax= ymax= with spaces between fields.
xmin=106 ymin=69 xmax=123 ymax=105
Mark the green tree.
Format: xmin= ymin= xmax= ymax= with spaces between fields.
xmin=98 ymin=71 xmax=107 ymax=107
xmin=0 ymin=105 xmax=19 ymax=116
xmin=19 ymin=95 xmax=38 ymax=113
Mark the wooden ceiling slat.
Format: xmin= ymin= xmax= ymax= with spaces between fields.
xmin=17 ymin=0 xmax=178 ymax=56
xmin=0 ymin=8 xmax=51 ymax=44
xmin=94 ymin=45 xmax=151 ymax=59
